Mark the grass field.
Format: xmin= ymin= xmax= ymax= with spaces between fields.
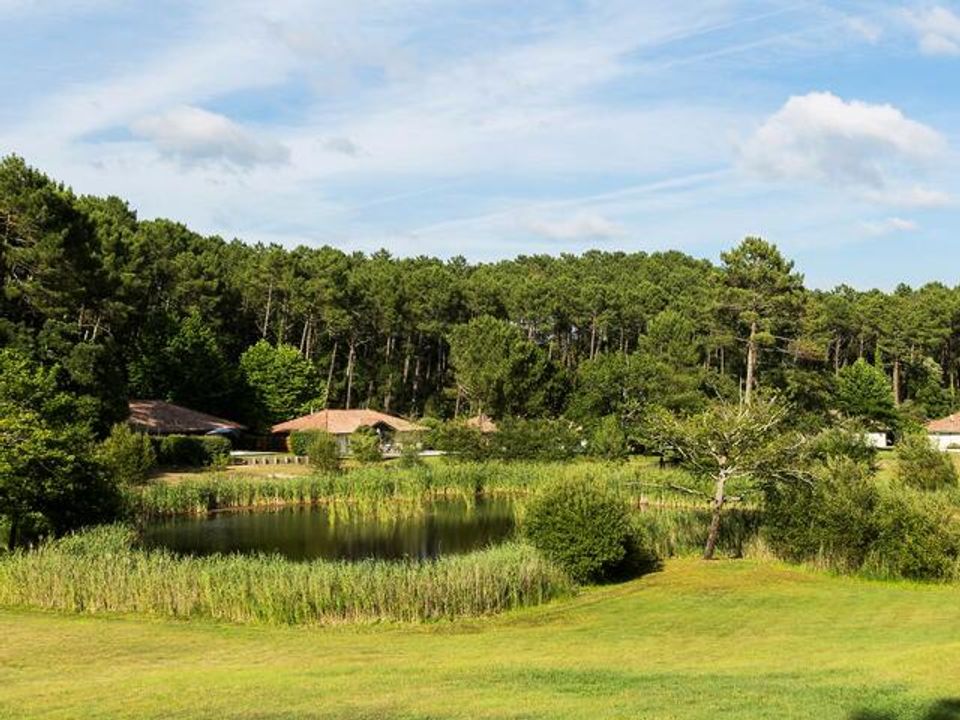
xmin=2 ymin=558 xmax=959 ymax=719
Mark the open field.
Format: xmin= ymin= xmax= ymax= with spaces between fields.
xmin=2 ymin=558 xmax=959 ymax=720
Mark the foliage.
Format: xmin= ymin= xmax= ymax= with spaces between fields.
xmin=428 ymin=421 xmax=490 ymax=460
xmin=588 ymin=415 xmax=629 ymax=460
xmin=349 ymin=426 xmax=383 ymax=463
xmin=396 ymin=442 xmax=425 ymax=468
xmin=645 ymin=397 xmax=807 ymax=558
xmin=155 ymin=435 xmax=231 ymax=468
xmin=98 ymin=423 xmax=156 ymax=486
xmin=806 ymin=423 xmax=878 ymax=471
xmin=895 ymin=433 xmax=959 ymax=491
xmin=835 ymin=359 xmax=898 ymax=429
xmin=493 ymin=418 xmax=583 ymax=461
xmin=0 ymin=527 xmax=574 ymax=623
xmin=764 ymin=459 xmax=960 ymax=581
xmin=288 ymin=430 xmax=320 ymax=457
xmin=0 ymin=349 xmax=121 ymax=548
xmin=307 ymin=432 xmax=341 ymax=473
xmin=239 ymin=340 xmax=323 ymax=429
xmin=448 ymin=316 xmax=562 ymax=418
xmin=522 ymin=479 xmax=654 ymax=583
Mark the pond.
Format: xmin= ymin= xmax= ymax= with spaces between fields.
xmin=142 ymin=498 xmax=517 ymax=562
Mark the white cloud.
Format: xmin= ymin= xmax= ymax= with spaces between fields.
xmin=522 ymin=212 xmax=624 ymax=241
xmin=322 ymin=137 xmax=363 ymax=157
xmin=861 ymin=185 xmax=954 ymax=208
xmin=130 ymin=106 xmax=289 ymax=169
xmin=847 ymin=17 xmax=882 ymax=43
xmin=739 ymin=91 xmax=945 ymax=189
xmin=905 ymin=6 xmax=960 ymax=56
xmin=861 ymin=216 xmax=919 ymax=236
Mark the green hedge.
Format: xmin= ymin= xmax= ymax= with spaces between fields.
xmin=153 ymin=435 xmax=231 ymax=468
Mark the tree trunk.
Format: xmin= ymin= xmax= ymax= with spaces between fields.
xmin=744 ymin=321 xmax=757 ymax=406
xmin=345 ymin=339 xmax=356 ymax=409
xmin=892 ymin=356 xmax=901 ymax=406
xmin=261 ymin=282 xmax=273 ymax=339
xmin=703 ymin=472 xmax=727 ymax=560
xmin=7 ymin=514 xmax=18 ymax=551
xmin=324 ymin=340 xmax=338 ymax=408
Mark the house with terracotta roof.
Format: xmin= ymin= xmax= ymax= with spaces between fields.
xmin=127 ymin=400 xmax=246 ymax=436
xmin=464 ymin=414 xmax=498 ymax=433
xmin=926 ymin=412 xmax=960 ymax=451
xmin=272 ymin=409 xmax=427 ymax=455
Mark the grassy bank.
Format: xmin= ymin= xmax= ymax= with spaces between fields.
xmin=2 ymin=559 xmax=959 ymax=719
xmin=0 ymin=527 xmax=573 ymax=624
xmin=127 ymin=460 xmax=715 ymax=517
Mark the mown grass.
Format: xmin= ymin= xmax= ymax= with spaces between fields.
xmin=1 ymin=559 xmax=959 ymax=719
xmin=0 ymin=526 xmax=572 ymax=624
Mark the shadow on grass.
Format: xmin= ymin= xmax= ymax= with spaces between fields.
xmin=851 ymin=699 xmax=960 ymax=720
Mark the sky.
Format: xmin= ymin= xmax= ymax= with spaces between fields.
xmin=2 ymin=0 xmax=960 ymax=289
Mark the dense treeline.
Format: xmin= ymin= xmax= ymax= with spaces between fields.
xmin=2 ymin=154 xmax=958 ymax=433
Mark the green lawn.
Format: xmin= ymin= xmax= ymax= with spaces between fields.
xmin=2 ymin=559 xmax=959 ymax=719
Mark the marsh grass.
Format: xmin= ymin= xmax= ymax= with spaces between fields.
xmin=127 ymin=460 xmax=721 ymax=517
xmin=0 ymin=526 xmax=574 ymax=624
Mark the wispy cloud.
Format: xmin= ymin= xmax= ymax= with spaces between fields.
xmin=904 ymin=5 xmax=960 ymax=56
xmin=131 ymin=106 xmax=289 ymax=169
xmin=861 ymin=216 xmax=918 ymax=236
xmin=522 ymin=212 xmax=624 ymax=241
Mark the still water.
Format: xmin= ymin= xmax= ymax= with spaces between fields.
xmin=142 ymin=498 xmax=516 ymax=561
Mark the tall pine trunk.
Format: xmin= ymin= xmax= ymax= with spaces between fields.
xmin=744 ymin=321 xmax=757 ymax=406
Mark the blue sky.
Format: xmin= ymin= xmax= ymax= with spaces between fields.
xmin=3 ymin=1 xmax=960 ymax=289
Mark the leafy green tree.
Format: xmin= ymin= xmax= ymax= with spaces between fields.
xmin=0 ymin=350 xmax=120 ymax=548
xmin=895 ymin=433 xmax=958 ymax=491
xmin=589 ymin=415 xmax=629 ymax=460
xmin=350 ymin=427 xmax=383 ymax=463
xmin=835 ymin=359 xmax=898 ymax=429
xmin=448 ymin=315 xmax=560 ymax=418
xmin=240 ymin=340 xmax=323 ymax=428
xmin=720 ymin=238 xmax=805 ymax=404
xmin=646 ymin=397 xmax=807 ymax=559
xmin=97 ymin=423 xmax=156 ymax=486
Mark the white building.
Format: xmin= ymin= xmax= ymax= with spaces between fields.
xmin=926 ymin=412 xmax=960 ymax=451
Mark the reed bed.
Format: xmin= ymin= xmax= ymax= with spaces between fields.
xmin=634 ymin=506 xmax=764 ymax=558
xmin=0 ymin=526 xmax=574 ymax=624
xmin=128 ymin=460 xmax=720 ymax=517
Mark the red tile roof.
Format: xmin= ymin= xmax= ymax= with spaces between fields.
xmin=464 ymin=414 xmax=498 ymax=433
xmin=927 ymin=412 xmax=960 ymax=434
xmin=128 ymin=400 xmax=245 ymax=434
xmin=272 ymin=409 xmax=427 ymax=435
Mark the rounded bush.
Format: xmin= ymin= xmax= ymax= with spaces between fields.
xmin=522 ymin=479 xmax=647 ymax=583
xmin=307 ymin=432 xmax=341 ymax=473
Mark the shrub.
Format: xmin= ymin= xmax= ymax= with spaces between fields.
xmin=98 ymin=423 xmax=156 ymax=485
xmin=307 ymin=432 xmax=341 ymax=473
xmin=350 ymin=427 xmax=382 ymax=463
xmin=397 ymin=442 xmax=424 ymax=468
xmin=764 ymin=458 xmax=960 ymax=581
xmin=523 ymin=478 xmax=654 ymax=583
xmin=495 ymin=418 xmax=583 ymax=461
xmin=807 ymin=424 xmax=878 ymax=471
xmin=896 ymin=433 xmax=958 ymax=491
xmin=589 ymin=415 xmax=629 ymax=460
xmin=428 ymin=421 xmax=490 ymax=460
xmin=288 ymin=430 xmax=321 ymax=457
xmin=155 ymin=435 xmax=231 ymax=468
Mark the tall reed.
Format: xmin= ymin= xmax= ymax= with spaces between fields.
xmin=0 ymin=526 xmax=574 ymax=624
xmin=128 ymin=461 xmax=727 ymax=517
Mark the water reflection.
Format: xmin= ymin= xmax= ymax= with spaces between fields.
xmin=142 ymin=498 xmax=516 ymax=561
